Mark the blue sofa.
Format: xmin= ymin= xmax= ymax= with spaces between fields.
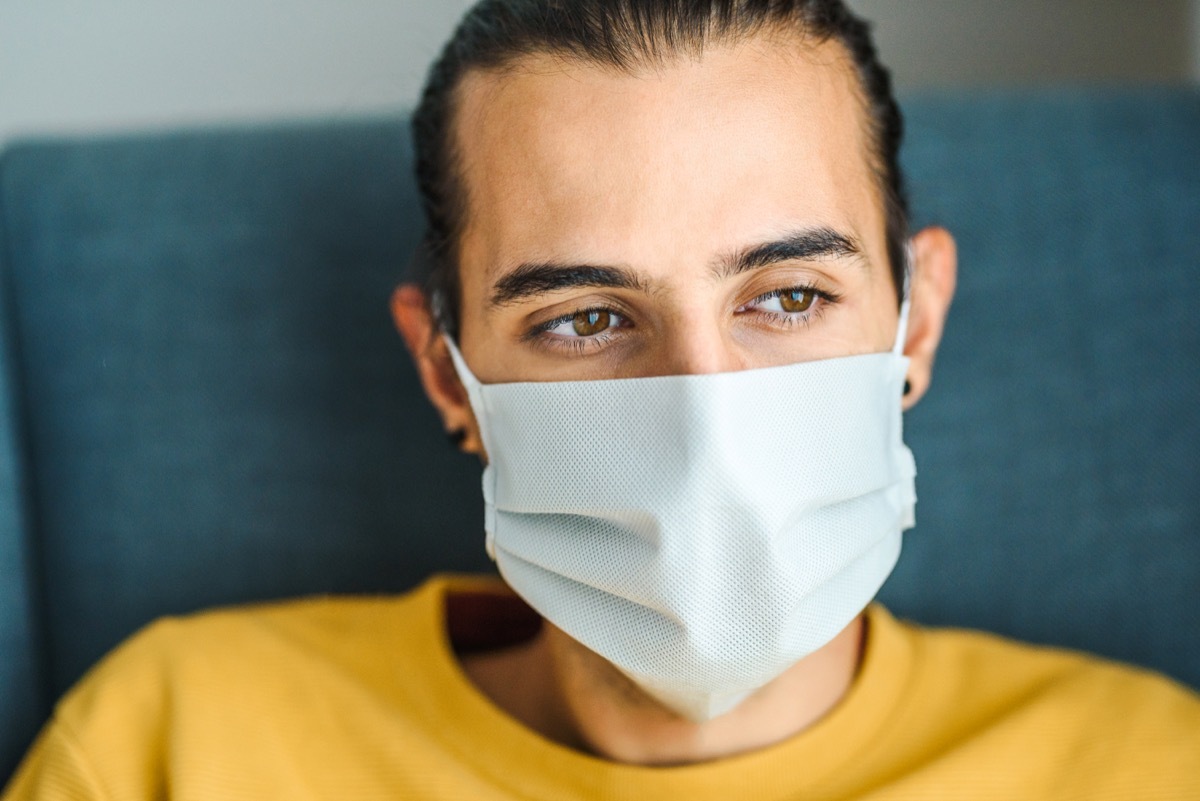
xmin=1 ymin=89 xmax=1198 ymax=780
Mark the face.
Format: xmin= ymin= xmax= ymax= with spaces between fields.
xmin=392 ymin=31 xmax=957 ymax=743
xmin=395 ymin=32 xmax=955 ymax=465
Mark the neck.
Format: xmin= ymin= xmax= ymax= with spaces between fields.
xmin=462 ymin=614 xmax=866 ymax=766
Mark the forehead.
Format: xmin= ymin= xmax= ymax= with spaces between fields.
xmin=452 ymin=34 xmax=880 ymax=282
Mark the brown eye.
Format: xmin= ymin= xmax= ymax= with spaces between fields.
xmin=779 ymin=289 xmax=816 ymax=313
xmin=572 ymin=310 xmax=612 ymax=337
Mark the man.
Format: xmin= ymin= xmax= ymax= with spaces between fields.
xmin=6 ymin=0 xmax=1199 ymax=797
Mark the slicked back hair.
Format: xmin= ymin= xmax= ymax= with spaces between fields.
xmin=411 ymin=0 xmax=908 ymax=336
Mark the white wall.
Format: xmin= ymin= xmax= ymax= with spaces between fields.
xmin=0 ymin=1 xmax=474 ymax=146
xmin=0 ymin=0 xmax=1196 ymax=149
xmin=1194 ymin=0 xmax=1200 ymax=82
xmin=848 ymin=0 xmax=1193 ymax=89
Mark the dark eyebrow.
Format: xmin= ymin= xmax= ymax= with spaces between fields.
xmin=716 ymin=227 xmax=866 ymax=278
xmin=490 ymin=263 xmax=645 ymax=307
xmin=489 ymin=227 xmax=862 ymax=307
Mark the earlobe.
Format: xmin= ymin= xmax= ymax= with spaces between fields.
xmin=390 ymin=285 xmax=485 ymax=455
xmin=900 ymin=227 xmax=957 ymax=411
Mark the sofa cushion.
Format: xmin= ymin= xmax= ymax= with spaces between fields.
xmin=0 ymin=158 xmax=46 ymax=781
xmin=0 ymin=92 xmax=1195 ymax=779
xmin=884 ymin=88 xmax=1200 ymax=687
xmin=0 ymin=121 xmax=491 ymax=708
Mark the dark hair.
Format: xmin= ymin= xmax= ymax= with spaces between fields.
xmin=411 ymin=0 xmax=908 ymax=335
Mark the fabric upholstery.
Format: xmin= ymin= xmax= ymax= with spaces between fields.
xmin=0 ymin=89 xmax=1196 ymax=778
xmin=884 ymin=89 xmax=1199 ymax=688
xmin=0 ymin=121 xmax=491 ymax=709
xmin=0 ymin=156 xmax=45 ymax=781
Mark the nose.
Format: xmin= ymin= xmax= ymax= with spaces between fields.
xmin=654 ymin=320 xmax=746 ymax=377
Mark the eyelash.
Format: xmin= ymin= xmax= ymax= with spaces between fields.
xmin=526 ymin=307 xmax=623 ymax=354
xmin=745 ymin=284 xmax=842 ymax=328
xmin=527 ymin=283 xmax=841 ymax=354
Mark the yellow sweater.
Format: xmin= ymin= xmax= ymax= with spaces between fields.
xmin=5 ymin=575 xmax=1199 ymax=800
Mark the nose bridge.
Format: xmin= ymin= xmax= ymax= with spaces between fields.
xmin=659 ymin=312 xmax=744 ymax=376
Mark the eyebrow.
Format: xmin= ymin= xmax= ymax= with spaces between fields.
xmin=716 ymin=227 xmax=866 ymax=278
xmin=488 ymin=227 xmax=864 ymax=307
xmin=490 ymin=263 xmax=646 ymax=307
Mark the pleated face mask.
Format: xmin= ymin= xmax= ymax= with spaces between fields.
xmin=445 ymin=306 xmax=916 ymax=722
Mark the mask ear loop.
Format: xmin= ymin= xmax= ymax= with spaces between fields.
xmin=892 ymin=241 xmax=914 ymax=357
xmin=442 ymin=333 xmax=480 ymax=390
xmin=440 ymin=324 xmax=488 ymax=427
xmin=893 ymin=300 xmax=911 ymax=358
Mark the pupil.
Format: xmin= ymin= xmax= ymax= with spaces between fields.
xmin=573 ymin=310 xmax=611 ymax=336
xmin=781 ymin=290 xmax=814 ymax=313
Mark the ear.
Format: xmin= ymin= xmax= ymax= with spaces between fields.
xmin=390 ymin=284 xmax=485 ymax=456
xmin=901 ymin=226 xmax=957 ymax=412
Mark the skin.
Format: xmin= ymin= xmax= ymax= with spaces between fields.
xmin=392 ymin=32 xmax=957 ymax=766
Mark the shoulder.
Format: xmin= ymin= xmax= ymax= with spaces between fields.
xmin=48 ymin=573 xmax=500 ymax=748
xmin=902 ymin=612 xmax=1200 ymax=712
xmin=64 ymin=593 xmax=416 ymax=712
xmin=883 ymin=610 xmax=1200 ymax=792
xmin=5 ymin=579 xmax=474 ymax=798
xmin=51 ymin=588 xmax=441 ymax=771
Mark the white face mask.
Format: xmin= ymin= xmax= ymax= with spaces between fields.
xmin=445 ymin=307 xmax=916 ymax=722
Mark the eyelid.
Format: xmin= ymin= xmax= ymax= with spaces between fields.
xmin=744 ymin=283 xmax=842 ymax=309
xmin=530 ymin=306 xmax=616 ymax=335
xmin=523 ymin=307 xmax=629 ymax=357
xmin=523 ymin=305 xmax=630 ymax=353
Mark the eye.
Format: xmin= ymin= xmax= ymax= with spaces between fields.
xmin=737 ymin=283 xmax=841 ymax=331
xmin=742 ymin=284 xmax=834 ymax=316
xmin=543 ymin=308 xmax=625 ymax=338
xmin=763 ymin=288 xmax=817 ymax=314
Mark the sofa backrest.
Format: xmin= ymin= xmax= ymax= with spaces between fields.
xmin=1 ymin=90 xmax=1197 ymax=778
xmin=0 ymin=118 xmax=493 ymax=700
xmin=0 ymin=167 xmax=45 ymax=781
xmin=890 ymin=89 xmax=1199 ymax=676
